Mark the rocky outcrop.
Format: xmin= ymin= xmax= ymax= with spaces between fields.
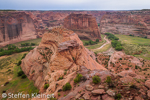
xmin=64 ymin=13 xmax=101 ymax=40
xmin=21 ymin=27 xmax=105 ymax=97
xmin=0 ymin=11 xmax=37 ymax=47
xmin=100 ymin=11 xmax=150 ymax=38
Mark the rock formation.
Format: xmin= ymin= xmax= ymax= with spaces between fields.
xmin=21 ymin=27 xmax=105 ymax=98
xmin=100 ymin=11 xmax=150 ymax=38
xmin=64 ymin=13 xmax=101 ymax=40
xmin=0 ymin=11 xmax=37 ymax=47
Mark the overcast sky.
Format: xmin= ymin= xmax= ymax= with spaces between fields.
xmin=0 ymin=0 xmax=150 ymax=10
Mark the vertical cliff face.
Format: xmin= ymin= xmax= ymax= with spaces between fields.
xmin=0 ymin=11 xmax=37 ymax=47
xmin=64 ymin=14 xmax=101 ymax=40
xmin=100 ymin=11 xmax=150 ymax=38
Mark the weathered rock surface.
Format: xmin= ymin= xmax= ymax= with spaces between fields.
xmin=91 ymin=89 xmax=105 ymax=95
xmin=100 ymin=11 xmax=150 ymax=38
xmin=85 ymin=84 xmax=94 ymax=91
xmin=145 ymin=80 xmax=150 ymax=89
xmin=64 ymin=13 xmax=101 ymax=40
xmin=21 ymin=27 xmax=106 ymax=98
xmin=0 ymin=11 xmax=37 ymax=47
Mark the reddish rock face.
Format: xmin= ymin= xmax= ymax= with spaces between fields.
xmin=64 ymin=13 xmax=101 ymax=40
xmin=100 ymin=11 xmax=150 ymax=38
xmin=0 ymin=11 xmax=37 ymax=47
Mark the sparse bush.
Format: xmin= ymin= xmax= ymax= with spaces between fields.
xmin=21 ymin=53 xmax=27 ymax=59
xmin=44 ymin=84 xmax=49 ymax=89
xmin=105 ymin=76 xmax=112 ymax=84
xmin=17 ymin=71 xmax=24 ymax=77
xmin=96 ymin=39 xmax=99 ymax=43
xmin=92 ymin=75 xmax=101 ymax=84
xmin=17 ymin=60 xmax=22 ymax=66
xmin=64 ymin=71 xmax=67 ymax=75
xmin=115 ymin=93 xmax=122 ymax=100
xmin=63 ymin=83 xmax=72 ymax=91
xmin=74 ymin=73 xmax=83 ymax=83
xmin=21 ymin=74 xmax=27 ymax=79
xmin=58 ymin=76 xmax=63 ymax=81
xmin=58 ymin=93 xmax=61 ymax=96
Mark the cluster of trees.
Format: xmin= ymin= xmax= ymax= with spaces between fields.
xmin=85 ymin=39 xmax=99 ymax=46
xmin=105 ymin=33 xmax=123 ymax=51
xmin=105 ymin=33 xmax=119 ymax=40
xmin=0 ymin=45 xmax=34 ymax=57
xmin=21 ymin=43 xmax=36 ymax=47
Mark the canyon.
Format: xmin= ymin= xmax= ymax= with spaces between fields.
xmin=1 ymin=10 xmax=150 ymax=46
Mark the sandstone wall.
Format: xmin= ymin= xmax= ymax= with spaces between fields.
xmin=0 ymin=11 xmax=37 ymax=47
xmin=64 ymin=14 xmax=101 ymax=40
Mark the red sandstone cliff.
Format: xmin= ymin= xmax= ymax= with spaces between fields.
xmin=64 ymin=13 xmax=101 ymax=40
xmin=0 ymin=11 xmax=37 ymax=47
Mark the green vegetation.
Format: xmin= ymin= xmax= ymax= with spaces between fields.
xmin=58 ymin=93 xmax=61 ymax=96
xmin=74 ymin=73 xmax=83 ymax=83
xmin=21 ymin=43 xmax=36 ymax=47
xmin=114 ymin=34 xmax=150 ymax=60
xmin=105 ymin=33 xmax=119 ymax=40
xmin=92 ymin=75 xmax=101 ymax=84
xmin=0 ymin=44 xmax=34 ymax=57
xmin=105 ymin=76 xmax=112 ymax=84
xmin=84 ymin=39 xmax=100 ymax=46
xmin=58 ymin=76 xmax=63 ymax=81
xmin=0 ymin=53 xmax=39 ymax=99
xmin=63 ymin=83 xmax=72 ymax=91
xmin=17 ymin=70 xmax=24 ymax=77
xmin=115 ymin=93 xmax=122 ymax=100
xmin=105 ymin=33 xmax=123 ymax=51
xmin=44 ymin=84 xmax=49 ymax=89
xmin=82 ymin=34 xmax=106 ymax=50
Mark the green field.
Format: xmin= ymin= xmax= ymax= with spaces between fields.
xmin=115 ymin=34 xmax=150 ymax=60
xmin=0 ymin=52 xmax=39 ymax=100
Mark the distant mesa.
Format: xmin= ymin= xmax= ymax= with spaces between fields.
xmin=63 ymin=13 xmax=101 ymax=41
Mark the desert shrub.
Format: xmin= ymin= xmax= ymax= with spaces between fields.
xmin=58 ymin=93 xmax=61 ymax=96
xmin=115 ymin=93 xmax=122 ymax=100
xmin=21 ymin=53 xmax=27 ymax=59
xmin=74 ymin=73 xmax=83 ymax=83
xmin=21 ymin=74 xmax=27 ymax=79
xmin=17 ymin=71 xmax=24 ymax=77
xmin=44 ymin=84 xmax=49 ymax=89
xmin=58 ymin=76 xmax=63 ymax=81
xmin=0 ymin=48 xmax=4 ymax=52
xmin=92 ymin=75 xmax=101 ymax=84
xmin=63 ymin=83 xmax=72 ymax=91
xmin=17 ymin=60 xmax=22 ymax=66
xmin=64 ymin=71 xmax=67 ymax=75
xmin=31 ymin=43 xmax=36 ymax=46
xmin=105 ymin=76 xmax=112 ymax=84
xmin=96 ymin=39 xmax=99 ymax=43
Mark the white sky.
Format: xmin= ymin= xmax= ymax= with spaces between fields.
xmin=0 ymin=0 xmax=150 ymax=10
